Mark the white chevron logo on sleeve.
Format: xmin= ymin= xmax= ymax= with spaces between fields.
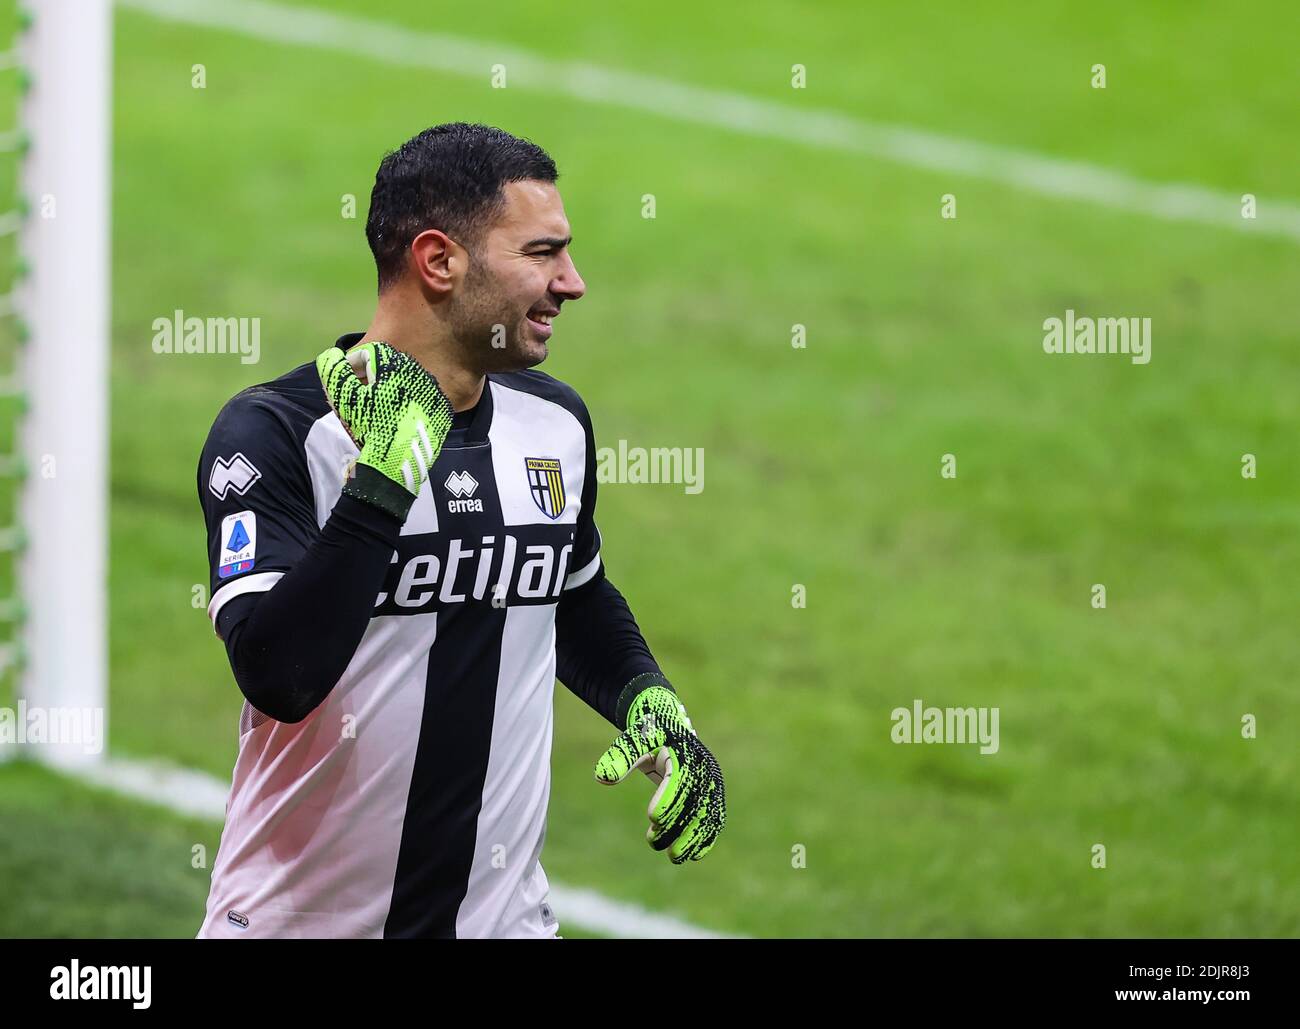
xmin=208 ymin=453 xmax=262 ymax=499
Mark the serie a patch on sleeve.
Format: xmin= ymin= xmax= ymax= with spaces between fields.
xmin=218 ymin=510 xmax=257 ymax=578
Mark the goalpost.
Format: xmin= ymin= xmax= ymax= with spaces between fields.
xmin=2 ymin=0 xmax=111 ymax=767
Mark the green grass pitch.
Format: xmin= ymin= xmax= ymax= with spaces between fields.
xmin=1 ymin=0 xmax=1297 ymax=937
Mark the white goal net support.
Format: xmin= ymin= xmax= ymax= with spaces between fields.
xmin=2 ymin=0 xmax=111 ymax=767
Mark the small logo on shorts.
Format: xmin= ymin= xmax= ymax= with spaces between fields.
xmin=227 ymin=909 xmax=250 ymax=930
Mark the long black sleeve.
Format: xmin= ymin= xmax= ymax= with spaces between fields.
xmin=216 ymin=493 xmax=401 ymax=724
xmin=554 ymin=567 xmax=670 ymax=728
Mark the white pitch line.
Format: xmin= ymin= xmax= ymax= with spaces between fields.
xmin=118 ymin=0 xmax=1300 ymax=242
xmin=54 ymin=755 xmax=737 ymax=939
xmin=63 ymin=754 xmax=233 ymax=821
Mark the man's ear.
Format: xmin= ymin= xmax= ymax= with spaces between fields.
xmin=408 ymin=228 xmax=464 ymax=296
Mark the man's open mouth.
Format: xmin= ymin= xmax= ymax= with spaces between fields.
xmin=526 ymin=306 xmax=559 ymax=337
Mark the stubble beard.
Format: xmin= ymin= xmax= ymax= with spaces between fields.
xmin=450 ymin=256 xmax=546 ymax=374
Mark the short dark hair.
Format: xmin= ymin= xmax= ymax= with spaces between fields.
xmin=365 ymin=122 xmax=558 ymax=291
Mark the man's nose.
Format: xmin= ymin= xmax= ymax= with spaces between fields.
xmin=552 ymin=251 xmax=586 ymax=301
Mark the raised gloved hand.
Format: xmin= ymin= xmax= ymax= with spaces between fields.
xmin=316 ymin=341 xmax=453 ymax=520
xmin=594 ymin=680 xmax=726 ymax=864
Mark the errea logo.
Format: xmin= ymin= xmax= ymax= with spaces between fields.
xmin=208 ymin=453 xmax=261 ymax=499
xmin=444 ymin=470 xmax=483 ymax=513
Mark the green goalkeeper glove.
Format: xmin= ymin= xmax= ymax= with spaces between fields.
xmin=316 ymin=341 xmax=454 ymax=520
xmin=594 ymin=678 xmax=727 ymax=864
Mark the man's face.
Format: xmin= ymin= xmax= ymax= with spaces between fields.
xmin=448 ymin=180 xmax=586 ymax=372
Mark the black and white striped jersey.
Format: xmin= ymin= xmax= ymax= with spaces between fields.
xmin=195 ymin=337 xmax=609 ymax=938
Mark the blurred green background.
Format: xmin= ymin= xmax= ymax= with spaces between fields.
xmin=1 ymin=0 xmax=1297 ymax=937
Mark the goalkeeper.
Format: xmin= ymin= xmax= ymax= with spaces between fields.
xmin=195 ymin=123 xmax=725 ymax=939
